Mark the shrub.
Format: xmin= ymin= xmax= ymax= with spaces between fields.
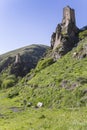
xmin=35 ymin=58 xmax=54 ymax=72
xmin=6 ymin=75 xmax=16 ymax=80
xmin=2 ymin=79 xmax=15 ymax=89
xmin=7 ymin=89 xmax=19 ymax=98
xmin=1 ymin=75 xmax=17 ymax=89
xmin=79 ymin=30 xmax=87 ymax=40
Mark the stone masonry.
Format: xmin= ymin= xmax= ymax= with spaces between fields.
xmin=51 ymin=6 xmax=79 ymax=54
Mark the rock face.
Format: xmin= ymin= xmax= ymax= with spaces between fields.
xmin=51 ymin=6 xmax=79 ymax=58
xmin=15 ymin=53 xmax=21 ymax=64
xmin=10 ymin=53 xmax=24 ymax=77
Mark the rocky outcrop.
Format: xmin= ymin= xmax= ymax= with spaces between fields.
xmin=51 ymin=6 xmax=79 ymax=59
xmin=15 ymin=53 xmax=21 ymax=64
xmin=72 ymin=38 xmax=87 ymax=59
xmin=10 ymin=53 xmax=24 ymax=77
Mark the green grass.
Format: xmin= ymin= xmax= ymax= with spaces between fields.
xmin=0 ymin=89 xmax=87 ymax=130
xmin=0 ymin=37 xmax=87 ymax=129
xmin=23 ymin=38 xmax=87 ymax=108
xmin=79 ymin=30 xmax=87 ymax=40
xmin=1 ymin=38 xmax=87 ymax=110
xmin=0 ymin=90 xmax=87 ymax=130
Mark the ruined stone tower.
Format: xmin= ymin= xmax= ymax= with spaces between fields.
xmin=62 ymin=6 xmax=76 ymax=27
xmin=51 ymin=6 xmax=79 ymax=53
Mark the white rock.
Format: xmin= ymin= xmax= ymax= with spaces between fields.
xmin=73 ymin=52 xmax=78 ymax=57
xmin=37 ymin=102 xmax=43 ymax=108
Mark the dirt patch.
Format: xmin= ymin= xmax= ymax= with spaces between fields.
xmin=9 ymin=107 xmax=24 ymax=112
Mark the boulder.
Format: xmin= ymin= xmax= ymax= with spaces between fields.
xmin=36 ymin=102 xmax=43 ymax=108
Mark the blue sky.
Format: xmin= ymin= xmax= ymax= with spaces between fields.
xmin=0 ymin=0 xmax=87 ymax=54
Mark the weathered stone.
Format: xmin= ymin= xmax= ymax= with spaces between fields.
xmin=51 ymin=32 xmax=56 ymax=49
xmin=51 ymin=6 xmax=79 ymax=60
xmin=36 ymin=102 xmax=43 ymax=108
xmin=72 ymin=43 xmax=87 ymax=59
xmin=15 ymin=53 xmax=21 ymax=63
xmin=72 ymin=52 xmax=78 ymax=58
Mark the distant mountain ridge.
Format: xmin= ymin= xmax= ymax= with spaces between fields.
xmin=0 ymin=44 xmax=49 ymax=77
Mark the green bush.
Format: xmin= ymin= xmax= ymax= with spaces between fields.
xmin=35 ymin=58 xmax=54 ymax=72
xmin=2 ymin=79 xmax=15 ymax=89
xmin=1 ymin=75 xmax=17 ymax=89
xmin=79 ymin=30 xmax=87 ymax=40
xmin=6 ymin=75 xmax=16 ymax=80
xmin=7 ymin=89 xmax=19 ymax=98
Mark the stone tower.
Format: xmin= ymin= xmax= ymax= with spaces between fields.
xmin=51 ymin=6 xmax=79 ymax=52
xmin=62 ymin=6 xmax=76 ymax=27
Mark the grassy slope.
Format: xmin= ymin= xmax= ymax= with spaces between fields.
xmin=0 ymin=90 xmax=87 ymax=130
xmin=24 ymin=37 xmax=87 ymax=108
xmin=0 ymin=38 xmax=87 ymax=129
xmin=0 ymin=89 xmax=87 ymax=130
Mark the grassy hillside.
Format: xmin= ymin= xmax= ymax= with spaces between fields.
xmin=0 ymin=44 xmax=48 ymax=59
xmin=16 ymin=37 xmax=87 ymax=108
xmin=0 ymin=38 xmax=87 ymax=129
xmin=1 ymin=38 xmax=87 ymax=108
xmin=0 ymin=93 xmax=87 ymax=130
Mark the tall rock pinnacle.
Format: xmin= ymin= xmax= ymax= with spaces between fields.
xmin=51 ymin=6 xmax=79 ymax=58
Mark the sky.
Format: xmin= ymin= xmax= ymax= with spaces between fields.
xmin=0 ymin=0 xmax=87 ymax=54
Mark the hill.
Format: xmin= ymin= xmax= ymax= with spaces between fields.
xmin=0 ymin=44 xmax=49 ymax=77
xmin=10 ymin=37 xmax=87 ymax=108
xmin=0 ymin=37 xmax=87 ymax=129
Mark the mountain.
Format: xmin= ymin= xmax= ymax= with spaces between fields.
xmin=0 ymin=44 xmax=49 ymax=77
